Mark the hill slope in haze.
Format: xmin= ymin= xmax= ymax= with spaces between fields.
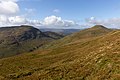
xmin=41 ymin=28 xmax=81 ymax=35
xmin=0 ymin=25 xmax=119 ymax=80
xmin=0 ymin=25 xmax=63 ymax=58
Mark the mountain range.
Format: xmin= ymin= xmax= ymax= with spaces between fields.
xmin=0 ymin=25 xmax=119 ymax=80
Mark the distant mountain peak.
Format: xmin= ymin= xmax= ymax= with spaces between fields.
xmin=91 ymin=25 xmax=107 ymax=29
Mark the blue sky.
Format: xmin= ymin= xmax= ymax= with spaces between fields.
xmin=0 ymin=0 xmax=120 ymax=29
xmin=18 ymin=0 xmax=120 ymax=19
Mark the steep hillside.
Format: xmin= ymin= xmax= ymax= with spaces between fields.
xmin=0 ymin=25 xmax=62 ymax=58
xmin=43 ymin=31 xmax=64 ymax=39
xmin=0 ymin=25 xmax=119 ymax=80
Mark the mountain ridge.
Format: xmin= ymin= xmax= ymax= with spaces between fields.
xmin=0 ymin=25 xmax=63 ymax=58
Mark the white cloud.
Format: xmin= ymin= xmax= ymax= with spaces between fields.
xmin=0 ymin=15 xmax=9 ymax=25
xmin=43 ymin=16 xmax=62 ymax=26
xmin=0 ymin=15 xmax=79 ymax=28
xmin=42 ymin=15 xmax=78 ymax=28
xmin=86 ymin=17 xmax=120 ymax=28
xmin=53 ymin=9 xmax=60 ymax=13
xmin=86 ymin=17 xmax=102 ymax=25
xmin=1 ymin=15 xmax=120 ymax=29
xmin=9 ymin=16 xmax=27 ymax=24
xmin=0 ymin=0 xmax=19 ymax=15
xmin=27 ymin=19 xmax=42 ymax=27
xmin=0 ymin=15 xmax=27 ymax=26
xmin=0 ymin=0 xmax=18 ymax=2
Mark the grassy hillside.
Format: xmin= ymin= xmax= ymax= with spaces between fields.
xmin=43 ymin=31 xmax=64 ymax=39
xmin=0 ymin=25 xmax=63 ymax=58
xmin=42 ymin=25 xmax=113 ymax=49
xmin=0 ymin=25 xmax=119 ymax=80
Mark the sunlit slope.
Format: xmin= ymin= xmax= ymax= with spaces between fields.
xmin=0 ymin=29 xmax=119 ymax=80
xmin=43 ymin=25 xmax=112 ymax=49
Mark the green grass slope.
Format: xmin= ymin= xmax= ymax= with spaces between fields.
xmin=43 ymin=25 xmax=113 ymax=49
xmin=0 ymin=25 xmax=119 ymax=80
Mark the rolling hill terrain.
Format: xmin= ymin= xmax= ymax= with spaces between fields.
xmin=0 ymin=25 xmax=119 ymax=80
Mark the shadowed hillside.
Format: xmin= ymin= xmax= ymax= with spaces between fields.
xmin=43 ymin=31 xmax=64 ymax=39
xmin=0 ymin=25 xmax=63 ymax=58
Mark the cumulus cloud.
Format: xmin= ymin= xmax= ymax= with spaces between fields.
xmin=0 ymin=0 xmax=19 ymax=15
xmin=0 ymin=15 xmax=25 ymax=26
xmin=86 ymin=17 xmax=103 ymax=25
xmin=86 ymin=17 xmax=120 ymax=28
xmin=0 ymin=15 xmax=79 ymax=28
xmin=42 ymin=15 xmax=78 ymax=28
xmin=0 ymin=0 xmax=18 ymax=2
xmin=1 ymin=14 xmax=120 ymax=29
xmin=9 ymin=16 xmax=27 ymax=24
xmin=0 ymin=15 xmax=9 ymax=25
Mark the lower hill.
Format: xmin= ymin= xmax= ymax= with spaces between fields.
xmin=41 ymin=28 xmax=81 ymax=35
xmin=0 ymin=25 xmax=63 ymax=58
xmin=43 ymin=31 xmax=64 ymax=39
xmin=0 ymin=25 xmax=119 ymax=80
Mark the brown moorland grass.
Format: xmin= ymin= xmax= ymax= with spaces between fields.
xmin=0 ymin=26 xmax=119 ymax=80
